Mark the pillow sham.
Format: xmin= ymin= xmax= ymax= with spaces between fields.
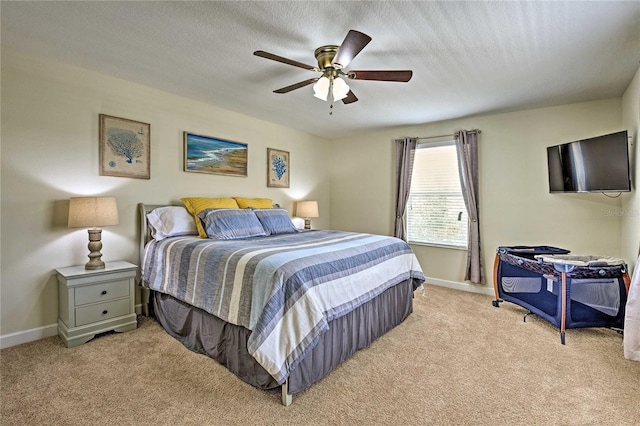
xmin=181 ymin=197 xmax=240 ymax=238
xmin=233 ymin=197 xmax=273 ymax=209
xmin=147 ymin=206 xmax=198 ymax=241
xmin=253 ymin=208 xmax=299 ymax=235
xmin=198 ymin=208 xmax=267 ymax=240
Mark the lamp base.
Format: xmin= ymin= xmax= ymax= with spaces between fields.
xmin=304 ymin=218 xmax=311 ymax=230
xmin=85 ymin=228 xmax=106 ymax=270
xmin=85 ymin=259 xmax=106 ymax=270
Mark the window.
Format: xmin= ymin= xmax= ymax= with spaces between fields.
xmin=407 ymin=141 xmax=468 ymax=248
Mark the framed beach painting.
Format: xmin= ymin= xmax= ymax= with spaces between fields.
xmin=267 ymin=148 xmax=290 ymax=188
xmin=184 ymin=132 xmax=248 ymax=177
xmin=99 ymin=114 xmax=150 ymax=179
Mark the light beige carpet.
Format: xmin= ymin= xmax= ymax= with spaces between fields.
xmin=1 ymin=285 xmax=639 ymax=425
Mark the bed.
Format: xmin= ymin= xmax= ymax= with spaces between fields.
xmin=138 ymin=202 xmax=425 ymax=405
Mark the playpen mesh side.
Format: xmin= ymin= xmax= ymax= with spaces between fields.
xmin=569 ymin=279 xmax=620 ymax=316
xmin=499 ymin=260 xmax=558 ymax=317
xmin=501 ymin=277 xmax=541 ymax=293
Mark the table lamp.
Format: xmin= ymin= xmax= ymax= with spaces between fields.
xmin=295 ymin=201 xmax=319 ymax=230
xmin=68 ymin=196 xmax=119 ymax=270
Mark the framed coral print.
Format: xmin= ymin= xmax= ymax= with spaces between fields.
xmin=99 ymin=114 xmax=150 ymax=179
xmin=184 ymin=132 xmax=248 ymax=177
xmin=267 ymin=148 xmax=290 ymax=188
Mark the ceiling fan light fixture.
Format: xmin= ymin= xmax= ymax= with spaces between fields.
xmin=256 ymin=29 xmax=413 ymax=108
xmin=313 ymin=76 xmax=330 ymax=101
xmin=332 ymin=77 xmax=349 ymax=101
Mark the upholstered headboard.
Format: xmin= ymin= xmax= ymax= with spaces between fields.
xmin=138 ymin=203 xmax=184 ymax=315
xmin=138 ymin=203 xmax=177 ymax=265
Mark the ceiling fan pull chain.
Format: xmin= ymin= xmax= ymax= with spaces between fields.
xmin=329 ymin=78 xmax=334 ymax=115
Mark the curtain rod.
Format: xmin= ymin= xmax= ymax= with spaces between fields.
xmin=416 ymin=129 xmax=481 ymax=140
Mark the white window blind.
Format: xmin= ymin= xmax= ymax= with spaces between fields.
xmin=407 ymin=141 xmax=468 ymax=248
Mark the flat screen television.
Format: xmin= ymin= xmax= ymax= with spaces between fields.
xmin=546 ymin=130 xmax=631 ymax=193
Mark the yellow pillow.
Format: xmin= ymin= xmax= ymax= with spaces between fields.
xmin=233 ymin=197 xmax=273 ymax=209
xmin=181 ymin=197 xmax=240 ymax=237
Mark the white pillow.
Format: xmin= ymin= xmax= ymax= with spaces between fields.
xmin=147 ymin=206 xmax=198 ymax=240
xmin=291 ymin=217 xmax=305 ymax=230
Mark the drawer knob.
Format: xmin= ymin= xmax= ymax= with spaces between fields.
xmin=101 ymin=290 xmax=108 ymax=295
xmin=102 ymin=310 xmax=108 ymax=315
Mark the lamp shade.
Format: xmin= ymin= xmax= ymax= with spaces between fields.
xmin=68 ymin=197 xmax=119 ymax=228
xmin=295 ymin=201 xmax=319 ymax=218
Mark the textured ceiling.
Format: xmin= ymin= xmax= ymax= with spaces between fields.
xmin=2 ymin=1 xmax=639 ymax=139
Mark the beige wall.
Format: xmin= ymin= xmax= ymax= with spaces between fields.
xmin=621 ymin=66 xmax=640 ymax=273
xmin=2 ymin=46 xmax=637 ymax=343
xmin=330 ymin=98 xmax=631 ymax=287
xmin=0 ymin=49 xmax=331 ymax=336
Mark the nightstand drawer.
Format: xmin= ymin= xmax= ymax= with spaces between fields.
xmin=74 ymin=279 xmax=130 ymax=306
xmin=75 ymin=298 xmax=131 ymax=327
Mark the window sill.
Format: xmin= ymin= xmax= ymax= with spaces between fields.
xmin=407 ymin=241 xmax=468 ymax=251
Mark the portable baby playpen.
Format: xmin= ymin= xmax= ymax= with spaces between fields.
xmin=493 ymin=246 xmax=630 ymax=344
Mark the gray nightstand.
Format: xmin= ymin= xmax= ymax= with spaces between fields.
xmin=56 ymin=261 xmax=137 ymax=348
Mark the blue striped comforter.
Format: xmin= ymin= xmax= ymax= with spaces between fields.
xmin=142 ymin=230 xmax=425 ymax=384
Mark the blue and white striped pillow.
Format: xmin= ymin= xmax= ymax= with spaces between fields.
xmin=253 ymin=208 xmax=299 ymax=235
xmin=198 ymin=209 xmax=267 ymax=240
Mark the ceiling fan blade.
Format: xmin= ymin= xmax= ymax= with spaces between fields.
xmin=347 ymin=70 xmax=413 ymax=82
xmin=331 ymin=30 xmax=372 ymax=69
xmin=273 ymin=78 xmax=319 ymax=94
xmin=253 ymin=50 xmax=316 ymax=71
xmin=342 ymin=90 xmax=358 ymax=104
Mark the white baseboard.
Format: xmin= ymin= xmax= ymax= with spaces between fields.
xmin=0 ymin=323 xmax=58 ymax=349
xmin=2 ymin=306 xmax=145 ymax=349
xmin=424 ymin=277 xmax=495 ymax=296
xmin=1 ymin=281 xmax=490 ymax=349
xmin=2 ymin=306 xmax=144 ymax=349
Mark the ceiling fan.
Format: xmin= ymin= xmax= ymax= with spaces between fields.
xmin=254 ymin=30 xmax=413 ymax=111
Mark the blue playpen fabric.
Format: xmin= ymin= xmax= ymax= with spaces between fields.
xmin=494 ymin=246 xmax=628 ymax=337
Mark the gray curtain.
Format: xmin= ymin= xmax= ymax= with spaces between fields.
xmin=394 ymin=137 xmax=417 ymax=241
xmin=455 ymin=130 xmax=483 ymax=284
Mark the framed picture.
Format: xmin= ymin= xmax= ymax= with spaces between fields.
xmin=184 ymin=132 xmax=248 ymax=177
xmin=267 ymin=148 xmax=290 ymax=188
xmin=99 ymin=114 xmax=150 ymax=179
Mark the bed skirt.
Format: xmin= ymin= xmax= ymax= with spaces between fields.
xmin=152 ymin=278 xmax=416 ymax=395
